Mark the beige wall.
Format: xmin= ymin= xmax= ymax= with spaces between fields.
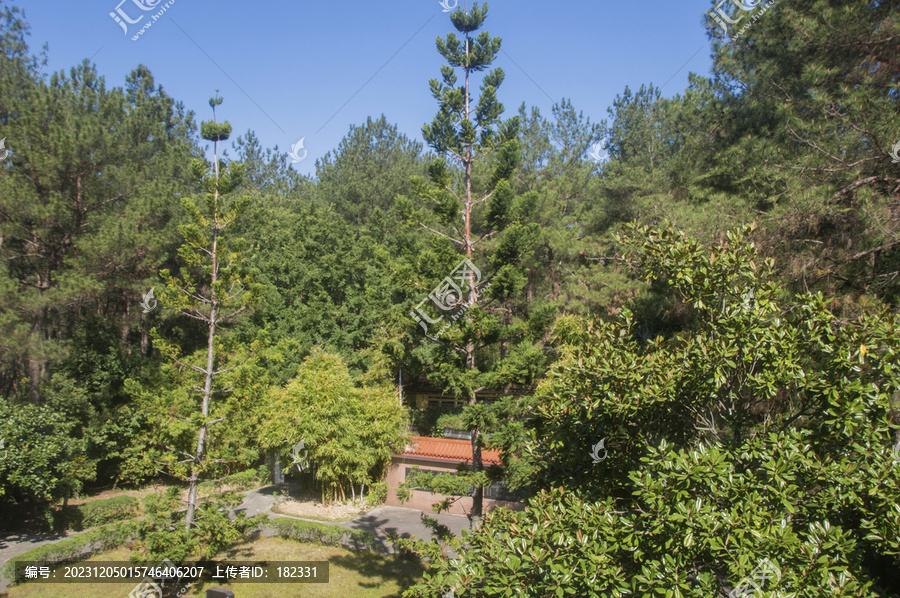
xmin=384 ymin=456 xmax=525 ymax=516
xmin=409 ymin=390 xmax=504 ymax=411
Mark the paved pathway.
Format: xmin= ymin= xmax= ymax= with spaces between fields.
xmin=232 ymin=483 xmax=469 ymax=554
xmin=0 ymin=529 xmax=87 ymax=590
xmin=0 ymin=485 xmax=469 ymax=590
xmin=336 ymin=505 xmax=469 ymax=552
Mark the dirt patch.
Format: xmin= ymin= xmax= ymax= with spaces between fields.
xmin=64 ymin=484 xmax=169 ymax=506
xmin=271 ymin=498 xmax=370 ymax=522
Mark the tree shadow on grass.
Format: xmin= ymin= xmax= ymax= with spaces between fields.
xmin=340 ymin=513 xmax=394 ymax=550
xmin=328 ymin=551 xmax=426 ymax=598
xmin=213 ymin=534 xmax=425 ymax=598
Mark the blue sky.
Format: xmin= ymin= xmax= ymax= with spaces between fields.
xmin=14 ymin=0 xmax=716 ymax=176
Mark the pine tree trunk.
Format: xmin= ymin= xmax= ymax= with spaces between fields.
xmin=27 ymin=311 xmax=45 ymax=404
xmin=470 ymin=426 xmax=484 ymax=530
xmin=140 ymin=324 xmax=150 ymax=358
xmin=27 ymin=355 xmax=43 ymax=404
xmin=462 ymin=41 xmax=484 ymax=531
xmin=184 ymin=220 xmax=220 ymax=531
xmin=120 ymin=324 xmax=131 ymax=355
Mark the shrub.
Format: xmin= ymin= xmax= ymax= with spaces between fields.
xmin=434 ymin=412 xmax=466 ymax=433
xmin=256 ymin=464 xmax=271 ymax=485
xmin=0 ymin=403 xmax=89 ymax=507
xmin=198 ymin=468 xmax=263 ymax=493
xmin=271 ymin=517 xmax=378 ymax=551
xmin=81 ymin=496 xmax=139 ymax=527
xmin=409 ymin=405 xmax=464 ymax=437
xmin=224 ymin=469 xmax=258 ymax=490
xmin=50 ymin=495 xmax=140 ymax=532
xmin=366 ymin=481 xmax=388 ymax=507
xmin=141 ymin=486 xmax=181 ymax=515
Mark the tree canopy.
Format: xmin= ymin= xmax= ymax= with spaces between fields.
xmin=0 ymin=0 xmax=898 ymax=593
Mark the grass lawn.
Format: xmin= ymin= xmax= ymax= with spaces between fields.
xmin=2 ymin=537 xmax=426 ymax=598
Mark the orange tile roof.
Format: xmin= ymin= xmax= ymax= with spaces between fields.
xmin=400 ymin=436 xmax=502 ymax=466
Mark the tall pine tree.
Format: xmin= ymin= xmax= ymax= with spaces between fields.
xmin=155 ymin=94 xmax=259 ymax=529
xmin=397 ymin=1 xmax=523 ymax=528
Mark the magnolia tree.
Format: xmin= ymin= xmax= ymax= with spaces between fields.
xmin=401 ymin=223 xmax=900 ymax=598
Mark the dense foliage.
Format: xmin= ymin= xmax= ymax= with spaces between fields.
xmin=403 ymin=225 xmax=900 ymax=597
xmin=259 ymin=350 xmax=408 ymax=503
xmin=1 ymin=0 xmax=899 ymax=594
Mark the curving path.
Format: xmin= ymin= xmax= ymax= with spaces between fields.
xmin=232 ymin=483 xmax=469 ymax=553
xmin=0 ymin=529 xmax=88 ymax=591
xmin=0 ymin=484 xmax=469 ymax=590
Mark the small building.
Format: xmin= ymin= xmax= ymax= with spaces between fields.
xmin=384 ymin=435 xmax=525 ymax=516
xmin=402 ymin=380 xmax=505 ymax=411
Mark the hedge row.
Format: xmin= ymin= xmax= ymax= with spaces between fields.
xmin=270 ymin=517 xmax=379 ymax=552
xmin=2 ymin=520 xmax=141 ymax=584
xmin=198 ymin=466 xmax=271 ymax=492
xmin=3 ymin=506 xmax=380 ymax=585
xmin=51 ymin=495 xmax=140 ymax=531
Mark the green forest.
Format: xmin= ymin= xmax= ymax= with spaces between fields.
xmin=0 ymin=0 xmax=899 ymax=596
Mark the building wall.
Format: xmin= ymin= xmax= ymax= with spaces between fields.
xmin=384 ymin=456 xmax=525 ymax=516
xmin=407 ymin=389 xmax=503 ymax=411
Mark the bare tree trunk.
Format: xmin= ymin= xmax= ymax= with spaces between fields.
xmin=140 ymin=326 xmax=150 ymax=358
xmin=184 ymin=195 xmax=221 ymax=530
xmin=27 ymin=355 xmax=43 ymax=404
xmin=470 ymin=425 xmax=484 ymax=529
xmin=120 ymin=323 xmax=131 ymax=355
xmin=462 ymin=44 xmax=484 ymax=530
xmin=27 ymin=309 xmax=46 ymax=404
